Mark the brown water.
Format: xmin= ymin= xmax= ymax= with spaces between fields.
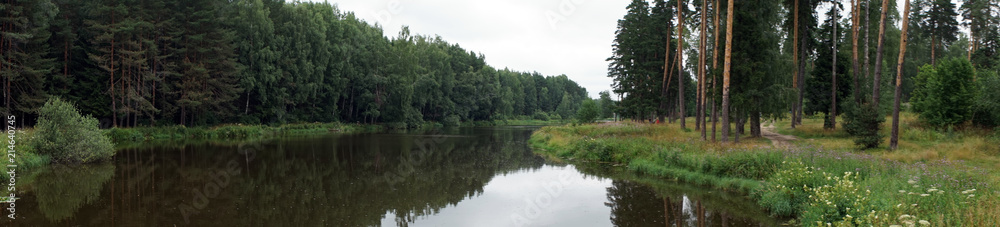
xmin=5 ymin=126 xmax=784 ymax=226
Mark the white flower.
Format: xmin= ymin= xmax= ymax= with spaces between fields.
xmin=920 ymin=194 xmax=930 ymax=197
xmin=908 ymin=179 xmax=917 ymax=184
xmin=919 ymin=220 xmax=931 ymax=226
xmin=899 ymin=190 xmax=907 ymax=193
xmin=899 ymin=214 xmax=912 ymax=220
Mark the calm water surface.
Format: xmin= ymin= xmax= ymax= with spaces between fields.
xmin=7 ymin=126 xmax=783 ymax=226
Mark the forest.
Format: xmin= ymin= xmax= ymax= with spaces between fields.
xmin=1 ymin=0 xmax=591 ymax=129
xmin=608 ymin=0 xmax=1000 ymax=146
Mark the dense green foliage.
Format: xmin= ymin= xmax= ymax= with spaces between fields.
xmin=0 ymin=0 xmax=588 ymax=128
xmin=973 ymin=71 xmax=1000 ymax=127
xmin=607 ymin=0 xmax=694 ymax=120
xmin=911 ymin=58 xmax=976 ymax=127
xmin=805 ymin=6 xmax=852 ymax=124
xmin=843 ymin=103 xmax=885 ymax=149
xmin=34 ymin=98 xmax=114 ymax=163
xmin=576 ymin=99 xmax=600 ymax=124
xmin=598 ymin=91 xmax=616 ymax=119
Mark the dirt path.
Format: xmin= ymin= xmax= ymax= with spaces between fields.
xmin=761 ymin=121 xmax=798 ymax=149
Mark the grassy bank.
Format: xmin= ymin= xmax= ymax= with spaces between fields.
xmin=103 ymin=122 xmax=382 ymax=144
xmin=774 ymin=113 xmax=1000 ymax=164
xmin=530 ymin=120 xmax=999 ymax=226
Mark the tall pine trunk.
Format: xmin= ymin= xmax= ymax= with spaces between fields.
xmin=831 ymin=4 xmax=838 ymax=130
xmin=678 ymin=0 xmax=686 ymax=130
xmin=721 ymin=0 xmax=734 ymax=142
xmin=711 ymin=0 xmax=721 ymax=142
xmin=699 ymin=0 xmax=709 ymax=140
xmin=872 ymin=0 xmax=890 ymax=107
xmin=852 ymin=0 xmax=861 ymax=104
xmin=111 ymin=9 xmax=117 ymax=128
xmin=892 ymin=0 xmax=912 ymax=150
xmin=792 ymin=0 xmax=800 ymax=128
xmin=661 ymin=21 xmax=673 ymax=123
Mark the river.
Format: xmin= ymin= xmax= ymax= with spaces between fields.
xmin=8 ymin=126 xmax=784 ymax=226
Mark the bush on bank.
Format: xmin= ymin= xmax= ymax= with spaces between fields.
xmin=35 ymin=98 xmax=114 ymax=164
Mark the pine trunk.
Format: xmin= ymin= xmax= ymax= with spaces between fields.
xmin=931 ymin=35 xmax=936 ymax=66
xmin=892 ymin=0 xmax=912 ymax=150
xmin=831 ymin=4 xmax=838 ymax=130
xmin=711 ymin=0 xmax=721 ymax=142
xmin=699 ymin=0 xmax=708 ymax=140
xmin=721 ymin=0 xmax=734 ymax=142
xmin=661 ymin=21 xmax=673 ymax=123
xmin=872 ymin=0 xmax=890 ymax=107
xmin=852 ymin=0 xmax=861 ymax=105
xmin=678 ymin=0 xmax=686 ymax=130
xmin=792 ymin=0 xmax=799 ymax=128
xmin=111 ymin=10 xmax=117 ymax=128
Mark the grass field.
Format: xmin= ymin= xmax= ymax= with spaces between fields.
xmin=530 ymin=115 xmax=999 ymax=226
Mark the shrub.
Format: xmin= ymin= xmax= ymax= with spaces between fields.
xmin=843 ymin=103 xmax=885 ymax=149
xmin=911 ymin=58 xmax=976 ymax=127
xmin=442 ymin=115 xmax=461 ymax=127
xmin=972 ymin=71 xmax=1000 ymax=127
xmin=576 ymin=99 xmax=600 ymax=124
xmin=35 ymin=97 xmax=115 ymax=163
xmin=531 ymin=111 xmax=550 ymax=121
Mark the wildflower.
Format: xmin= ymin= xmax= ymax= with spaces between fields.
xmin=927 ymin=188 xmax=938 ymax=193
xmin=890 ymin=225 xmax=902 ymax=227
xmin=908 ymin=179 xmax=917 ymax=184
xmin=920 ymin=194 xmax=930 ymax=197
xmin=899 ymin=214 xmax=912 ymax=220
xmin=919 ymin=220 xmax=930 ymax=226
xmin=900 ymin=190 xmax=907 ymax=193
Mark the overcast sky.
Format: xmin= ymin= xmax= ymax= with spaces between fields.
xmin=324 ymin=0 xmax=963 ymax=99
xmin=326 ymin=0 xmax=626 ymax=98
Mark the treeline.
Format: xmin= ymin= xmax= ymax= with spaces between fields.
xmin=1 ymin=0 xmax=589 ymax=128
xmin=609 ymin=0 xmax=1000 ymax=142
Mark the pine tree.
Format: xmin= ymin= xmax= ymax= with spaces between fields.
xmin=872 ymin=0 xmax=890 ymax=106
xmin=917 ymin=0 xmax=959 ymax=66
xmin=721 ymin=0 xmax=734 ymax=142
xmin=678 ymin=0 xmax=686 ymax=129
xmin=892 ymin=0 xmax=912 ymax=150
xmin=1 ymin=0 xmax=58 ymax=124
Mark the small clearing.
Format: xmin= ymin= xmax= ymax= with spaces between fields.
xmin=761 ymin=122 xmax=798 ymax=148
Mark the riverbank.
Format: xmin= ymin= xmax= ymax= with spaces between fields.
xmin=529 ymin=118 xmax=999 ymax=226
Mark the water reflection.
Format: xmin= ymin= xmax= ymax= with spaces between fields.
xmin=582 ymin=163 xmax=785 ymax=227
xmin=9 ymin=127 xmax=782 ymax=226
xmin=33 ymin=164 xmax=115 ymax=222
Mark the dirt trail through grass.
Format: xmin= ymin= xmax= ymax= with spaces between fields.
xmin=761 ymin=122 xmax=797 ymax=148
